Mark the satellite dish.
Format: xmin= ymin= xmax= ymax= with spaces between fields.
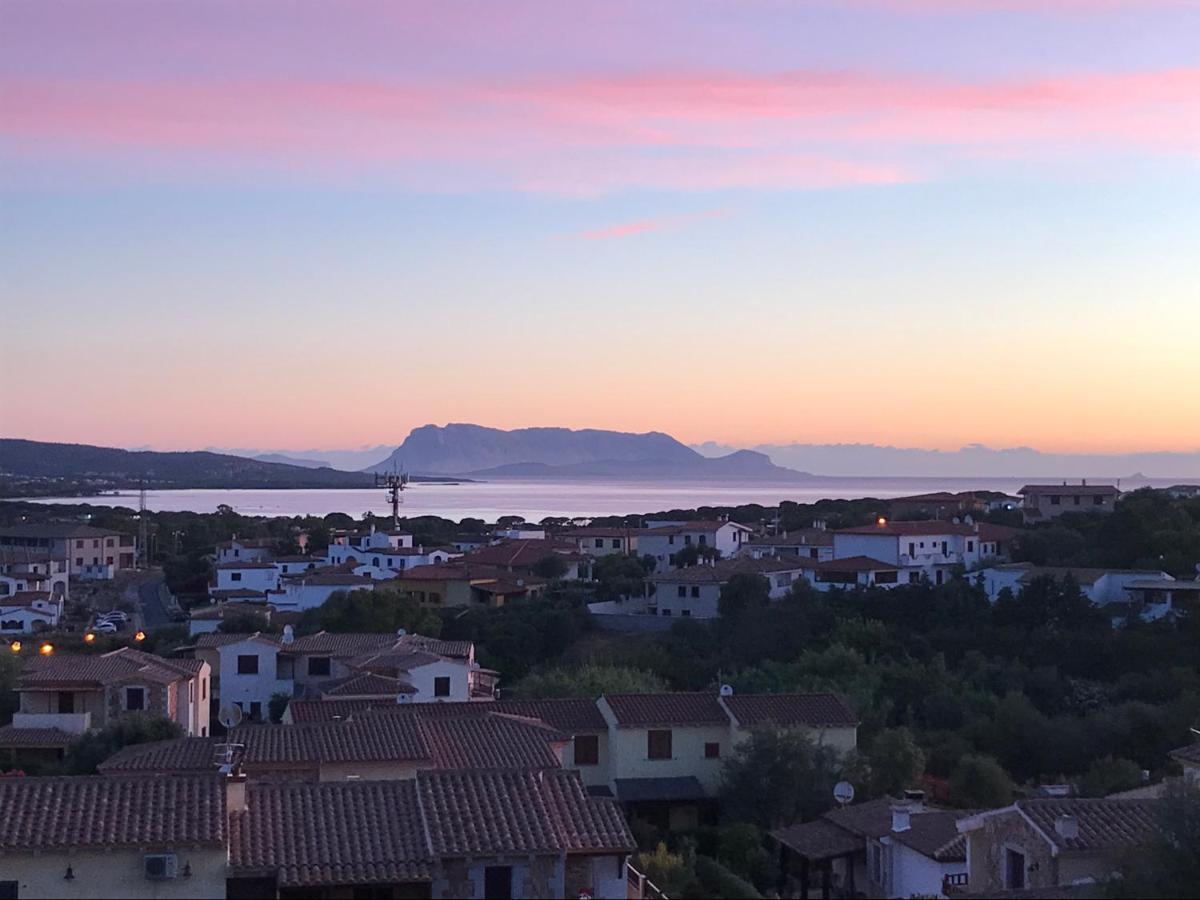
xmin=833 ymin=781 xmax=855 ymax=807
xmin=719 ymin=684 xmax=734 ymax=697
xmin=217 ymin=704 xmax=243 ymax=730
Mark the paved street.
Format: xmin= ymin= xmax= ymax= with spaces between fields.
xmin=136 ymin=572 xmax=173 ymax=628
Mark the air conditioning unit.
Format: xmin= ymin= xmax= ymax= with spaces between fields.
xmin=144 ymin=853 xmax=179 ymax=880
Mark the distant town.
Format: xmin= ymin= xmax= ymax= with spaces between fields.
xmin=1 ymin=477 xmax=1198 ymax=898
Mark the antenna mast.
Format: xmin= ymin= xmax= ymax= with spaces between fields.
xmin=137 ymin=480 xmax=149 ymax=568
xmin=375 ymin=468 xmax=410 ymax=528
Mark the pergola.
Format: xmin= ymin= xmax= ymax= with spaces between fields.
xmin=770 ymin=818 xmax=863 ymax=900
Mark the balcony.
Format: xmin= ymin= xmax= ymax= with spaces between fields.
xmin=12 ymin=711 xmax=93 ymax=734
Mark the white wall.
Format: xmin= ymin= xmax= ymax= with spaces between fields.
xmin=215 ymin=567 xmax=279 ymax=592
xmin=217 ymin=639 xmax=290 ymax=715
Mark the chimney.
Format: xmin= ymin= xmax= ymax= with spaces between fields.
xmin=225 ymin=771 xmax=247 ymax=815
xmin=282 ymin=624 xmax=294 ymax=645
xmin=891 ymin=803 xmax=912 ymax=833
xmin=1055 ymin=814 xmax=1079 ymax=841
xmin=903 ymin=789 xmax=926 ymax=810
xmin=418 ymin=545 xmax=424 ymax=555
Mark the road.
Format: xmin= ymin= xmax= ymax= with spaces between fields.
xmin=137 ymin=572 xmax=173 ymax=628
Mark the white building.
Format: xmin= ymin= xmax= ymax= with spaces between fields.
xmin=329 ymin=525 xmax=414 ymax=552
xmin=832 ymin=520 xmax=1017 ymax=585
xmin=638 ymin=521 xmax=752 ymax=572
xmin=972 ymin=564 xmax=1199 ymax=622
xmin=270 ymin=573 xmax=375 ymax=611
xmin=330 ymin=544 xmax=462 ymax=574
xmin=647 ymin=556 xmax=815 ymax=619
xmin=214 ymin=561 xmax=281 ymax=594
xmin=565 ymin=527 xmax=640 ymax=558
xmin=215 ymin=537 xmax=276 ymax=564
xmin=741 ymin=528 xmax=834 ymax=562
xmin=0 ymin=592 xmax=64 ymax=634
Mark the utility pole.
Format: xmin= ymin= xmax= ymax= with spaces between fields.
xmin=375 ymin=469 xmax=409 ymax=529
xmin=137 ymin=481 xmax=149 ymax=569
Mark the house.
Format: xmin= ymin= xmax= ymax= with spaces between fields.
xmin=1170 ymin=741 xmax=1200 ymax=783
xmin=451 ymin=533 xmax=491 ymax=552
xmin=282 ymin=689 xmax=858 ymax=830
xmin=99 ymin=709 xmax=568 ymax=781
xmin=956 ymin=798 xmax=1161 ymax=894
xmin=0 ymin=523 xmax=135 ymax=579
xmin=0 ymin=769 xmax=635 ymax=900
xmin=0 ymin=590 xmax=64 ymax=633
xmin=272 ymin=554 xmax=320 ymax=576
xmin=0 ymin=775 xmax=232 ymax=899
xmin=645 ymin=556 xmax=816 ymax=619
xmin=495 ymin=524 xmax=547 ymax=540
xmin=269 ymin=572 xmax=375 ymax=611
xmin=0 ymin=548 xmax=70 ymax=597
xmin=741 ymin=528 xmax=834 ymax=562
xmin=213 ymin=561 xmax=281 ymax=594
xmin=832 ymin=520 xmax=1018 ymax=584
xmin=638 ymin=521 xmax=753 ymax=571
xmin=462 ymin=539 xmax=591 ymax=580
xmin=887 ymin=491 xmax=1018 ymax=520
xmin=328 ymin=524 xmax=414 ymax=552
xmin=393 ymin=562 xmax=549 ymax=608
xmin=773 ymin=795 xmax=973 ymax=899
xmin=215 ymin=537 xmax=275 ymax=564
xmin=0 ymin=647 xmax=211 ymax=762
xmin=195 ymin=629 xmax=495 ymax=720
xmin=330 ymin=544 xmax=462 ymax=575
xmin=565 ymin=526 xmax=641 ymax=558
xmin=797 ymin=556 xmax=904 ymax=591
xmin=1019 ymin=482 xmax=1120 ymax=523
xmin=971 ymin=564 xmax=1191 ymax=621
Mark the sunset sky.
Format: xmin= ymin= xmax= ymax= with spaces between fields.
xmin=2 ymin=0 xmax=1198 ymax=454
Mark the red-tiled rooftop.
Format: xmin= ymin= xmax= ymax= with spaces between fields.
xmin=463 ymin=539 xmax=584 ymax=568
xmin=805 ymin=556 xmax=900 ymax=572
xmin=603 ymin=692 xmax=728 ymax=727
xmin=0 ymin=775 xmax=226 ymax=849
xmin=722 ymin=692 xmax=858 ymax=728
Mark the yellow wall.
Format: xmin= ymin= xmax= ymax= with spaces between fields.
xmin=608 ymin=724 xmax=730 ymax=792
xmin=0 ymin=848 xmax=228 ymax=899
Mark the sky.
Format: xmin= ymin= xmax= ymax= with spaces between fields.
xmin=2 ymin=0 xmax=1199 ymax=455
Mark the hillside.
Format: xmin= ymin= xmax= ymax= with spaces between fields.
xmin=0 ymin=439 xmax=375 ymax=491
xmin=368 ymin=424 xmax=810 ymax=480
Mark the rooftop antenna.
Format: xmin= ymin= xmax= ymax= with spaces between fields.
xmin=375 ymin=466 xmax=409 ymax=529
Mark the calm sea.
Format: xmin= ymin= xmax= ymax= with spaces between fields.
xmin=18 ymin=477 xmax=1034 ymax=520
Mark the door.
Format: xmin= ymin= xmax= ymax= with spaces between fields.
xmin=484 ymin=865 xmax=513 ymax=900
xmin=58 ymin=692 xmax=74 ymax=714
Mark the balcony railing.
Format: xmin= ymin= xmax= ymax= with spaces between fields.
xmin=12 ymin=711 xmax=92 ymax=734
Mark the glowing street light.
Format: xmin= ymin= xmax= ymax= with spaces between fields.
xmin=9 ymin=641 xmax=21 ymax=653
xmin=134 ymin=631 xmax=146 ymax=643
xmin=83 ymin=633 xmax=96 ymax=644
xmin=876 ymin=517 xmax=888 ymax=526
xmin=39 ymin=643 xmax=54 ymax=656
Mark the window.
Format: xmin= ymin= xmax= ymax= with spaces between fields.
xmin=75 ymin=540 xmax=84 ymax=549
xmin=1094 ymin=495 xmax=1105 ymax=506
xmin=58 ymin=692 xmax=74 ymax=714
xmin=1073 ymin=495 xmax=1081 ymax=506
xmin=91 ymin=556 xmax=99 ymax=565
xmin=484 ymin=866 xmax=513 ymax=900
xmin=106 ymin=556 xmax=114 ymax=565
xmin=0 ymin=880 xmax=17 ymax=900
xmin=874 ymin=570 xmax=898 ymax=584
xmin=106 ymin=538 xmax=114 ymax=547
xmin=909 ymin=571 xmax=921 ymax=584
xmin=870 ymin=842 xmax=882 ymax=884
xmin=704 ymin=741 xmax=720 ymax=759
xmin=92 ymin=539 xmax=99 ymax=548
xmin=681 ymin=609 xmax=691 ymax=617
xmin=612 ymin=539 xmax=621 ymax=549
xmin=434 ymin=676 xmax=451 ymax=697
xmin=698 ymin=535 xmax=707 ymax=546
xmin=231 ymin=572 xmax=242 ymax=582
xmin=647 ymin=729 xmax=672 ymax=760
xmin=75 ymin=557 xmax=83 ymax=566
xmin=237 ymin=654 xmax=259 ymax=675
xmin=690 ymin=586 xmax=700 ymax=598
xmin=574 ymin=734 xmax=600 ymax=766
xmin=1005 ymin=848 xmax=1026 ymax=890
xmin=684 ymin=535 xmax=692 ymax=545
xmin=125 ymin=687 xmax=146 ymax=711
xmin=308 ymin=656 xmax=331 ymax=677
xmin=677 ymin=585 xmax=687 ymax=598
xmin=1050 ymin=495 xmax=1061 ymax=506
xmin=967 ymin=541 xmax=975 ymax=552
xmin=202 ymin=680 xmax=207 ymax=700
xmin=249 ymin=701 xmax=262 ymax=721
xmin=661 ymin=608 xmax=672 ymax=616
xmin=908 ymin=542 xmax=915 ymax=556
xmin=668 ymin=535 xmax=675 ymax=545
xmin=372 ymin=557 xmax=380 ymax=567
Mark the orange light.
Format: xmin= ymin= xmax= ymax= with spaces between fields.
xmin=9 ymin=641 xmax=21 ymax=653
xmin=877 ymin=517 xmax=888 ymax=526
xmin=39 ymin=643 xmax=53 ymax=656
xmin=84 ymin=632 xmax=96 ymax=643
xmin=134 ymin=631 xmax=146 ymax=643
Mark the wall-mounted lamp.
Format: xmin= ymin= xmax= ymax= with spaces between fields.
xmin=64 ymin=865 xmax=75 ymax=880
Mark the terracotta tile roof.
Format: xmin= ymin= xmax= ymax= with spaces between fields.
xmin=721 ymin=693 xmax=858 ymax=728
xmin=496 ymin=698 xmax=609 ymax=732
xmin=892 ymin=811 xmax=971 ymax=861
xmin=0 ymin=775 xmax=226 ymax=849
xmin=230 ymin=780 xmax=433 ymax=886
xmin=19 ymin=647 xmax=198 ymax=690
xmin=287 ymin=697 xmax=608 ymax=733
xmin=773 ymin=799 xmax=970 ymax=862
xmin=296 ymin=573 xmax=375 ymax=586
xmin=837 ymin=521 xmax=1018 ymax=538
xmin=284 ymin=631 xmax=396 ymax=657
xmin=643 ymin=520 xmax=750 ymax=536
xmin=805 ymin=556 xmax=900 ymax=573
xmin=216 ymin=561 xmax=280 ymax=570
xmin=0 ymin=523 xmax=124 ymax=540
xmin=349 ymin=648 xmax=445 ymax=673
xmin=419 ymin=769 xmax=632 ymax=856
xmin=0 ymin=724 xmax=75 ymax=749
xmin=747 ymin=529 xmax=834 ymax=547
xmin=0 ymin=590 xmax=55 ymax=608
xmin=420 ymin=715 xmax=565 ymax=770
xmin=1170 ymin=741 xmax=1200 ymax=766
xmin=320 ymin=671 xmax=416 ymax=697
xmin=648 ymin=556 xmax=812 ymax=585
xmin=1016 ymin=798 xmax=1161 ymax=853
xmin=603 ymin=692 xmax=728 ymax=727
xmin=394 ymin=634 xmax=473 ymax=659
xmin=772 ymin=817 xmax=864 ymax=861
xmin=287 ymin=698 xmax=390 ymax=723
xmin=463 ymin=539 xmax=584 ymax=568
xmin=566 ymin=526 xmax=640 ymax=539
xmin=98 ymin=736 xmax=222 ymax=774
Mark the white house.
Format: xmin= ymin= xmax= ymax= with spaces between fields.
xmin=832 ymin=520 xmax=1018 ymax=585
xmin=741 ymin=528 xmax=834 ymax=562
xmin=215 ymin=537 xmax=276 ymax=564
xmin=270 ymin=573 xmax=375 ymax=611
xmin=647 ymin=556 xmax=814 ymax=619
xmin=0 ymin=591 xmax=64 ymax=633
xmin=638 ymin=521 xmax=752 ymax=572
xmin=214 ymin=561 xmax=281 ymax=593
xmin=329 ymin=526 xmax=414 ymax=553
xmin=332 ymin=544 xmax=462 ymax=575
xmin=972 ymin=563 xmax=1195 ymax=622
xmin=565 ymin=527 xmax=640 ymax=558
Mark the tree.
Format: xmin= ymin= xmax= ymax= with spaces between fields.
xmin=719 ymin=728 xmax=843 ymax=829
xmin=1078 ymin=756 xmax=1145 ymax=798
xmin=866 ymin=727 xmax=926 ymax=798
xmin=1107 ymin=781 xmax=1200 ymax=898
xmin=672 ymin=543 xmax=721 ymax=568
xmin=218 ymin=611 xmax=276 ymax=634
xmin=63 ymin=715 xmax=184 ymax=775
xmin=592 ymin=554 xmax=652 ymax=602
xmin=268 ymin=691 xmax=291 ymax=724
xmin=0 ymin=651 xmax=19 ymax=725
xmin=718 ymin=574 xmax=771 ymax=621
xmin=533 ymin=553 xmax=569 ymax=580
xmin=296 ymin=586 xmax=441 ymax=636
xmin=509 ymin=664 xmax=666 ymax=699
xmin=947 ymin=754 xmax=1015 ymax=808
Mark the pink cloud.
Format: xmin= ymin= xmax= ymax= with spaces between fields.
xmin=575 ymin=208 xmax=729 ymax=240
xmin=2 ymin=65 xmax=1197 ymax=193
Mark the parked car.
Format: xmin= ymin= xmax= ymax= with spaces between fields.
xmin=97 ymin=610 xmax=129 ymax=623
xmin=91 ymin=621 xmax=118 ymax=634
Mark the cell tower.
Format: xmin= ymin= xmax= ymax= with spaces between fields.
xmin=375 ymin=468 xmax=410 ymax=528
